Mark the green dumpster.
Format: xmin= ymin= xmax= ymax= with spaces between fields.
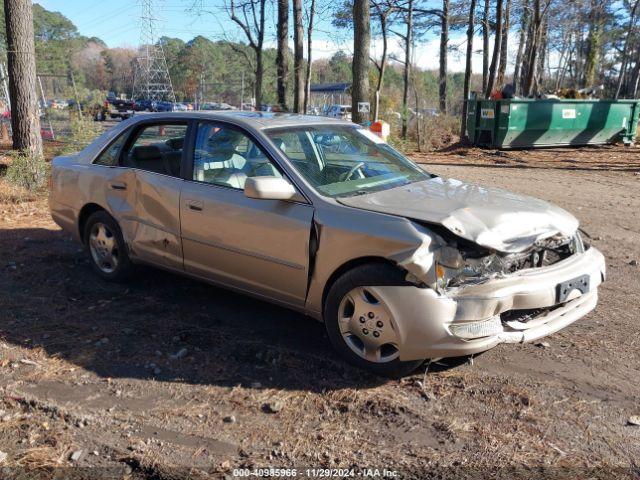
xmin=466 ymin=94 xmax=640 ymax=149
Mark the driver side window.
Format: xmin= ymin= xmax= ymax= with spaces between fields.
xmin=192 ymin=122 xmax=282 ymax=190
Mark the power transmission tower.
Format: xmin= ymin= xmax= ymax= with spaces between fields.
xmin=132 ymin=0 xmax=176 ymax=102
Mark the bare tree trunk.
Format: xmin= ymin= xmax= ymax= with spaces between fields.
xmin=292 ymin=0 xmax=304 ymax=113
xmin=512 ymin=0 xmax=529 ymax=94
xmin=303 ymin=0 xmax=316 ymax=112
xmin=276 ymin=0 xmax=289 ymax=109
xmin=631 ymin=59 xmax=640 ymax=97
xmin=229 ymin=0 xmax=266 ymax=107
xmin=558 ymin=41 xmax=572 ymax=89
xmin=256 ymin=1 xmax=265 ymax=108
xmin=352 ymin=0 xmax=370 ymax=124
xmin=497 ymin=0 xmax=511 ymax=87
xmin=482 ymin=0 xmax=490 ymax=93
xmin=584 ymin=0 xmax=604 ymax=87
xmin=485 ymin=0 xmax=503 ymax=97
xmin=615 ymin=0 xmax=639 ymax=98
xmin=402 ymin=0 xmax=413 ymax=138
xmin=523 ymin=0 xmax=541 ymax=96
xmin=255 ymin=48 xmax=263 ymax=108
xmin=439 ymin=0 xmax=449 ymax=113
xmin=414 ymin=84 xmax=422 ymax=151
xmin=461 ymin=0 xmax=477 ymax=141
xmin=373 ymin=5 xmax=390 ymax=122
xmin=4 ymin=0 xmax=42 ymax=156
xmin=522 ymin=8 xmax=539 ymax=93
xmin=554 ymin=31 xmax=568 ymax=90
xmin=536 ymin=18 xmax=548 ymax=91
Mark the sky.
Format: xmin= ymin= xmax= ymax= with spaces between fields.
xmin=34 ymin=0 xmax=497 ymax=73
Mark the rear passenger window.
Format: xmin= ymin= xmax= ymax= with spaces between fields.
xmin=123 ymin=124 xmax=188 ymax=177
xmin=94 ymin=133 xmax=127 ymax=166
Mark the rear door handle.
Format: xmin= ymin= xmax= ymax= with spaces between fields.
xmin=186 ymin=200 xmax=203 ymax=212
xmin=110 ymin=182 xmax=127 ymax=191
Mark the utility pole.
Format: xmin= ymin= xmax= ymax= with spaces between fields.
xmin=240 ymin=71 xmax=245 ymax=110
xmin=3 ymin=0 xmax=42 ymax=156
xmin=132 ymin=0 xmax=176 ymax=102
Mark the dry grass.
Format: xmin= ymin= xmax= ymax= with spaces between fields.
xmin=13 ymin=347 xmax=77 ymax=383
xmin=0 ymin=399 xmax=72 ymax=474
xmin=0 ymin=179 xmax=40 ymax=205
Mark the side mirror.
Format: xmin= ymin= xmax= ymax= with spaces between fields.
xmin=244 ymin=176 xmax=298 ymax=201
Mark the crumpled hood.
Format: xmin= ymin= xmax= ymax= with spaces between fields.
xmin=338 ymin=177 xmax=579 ymax=253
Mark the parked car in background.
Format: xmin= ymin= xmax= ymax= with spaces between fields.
xmin=200 ymin=102 xmax=237 ymax=111
xmin=135 ymin=99 xmax=156 ymax=112
xmin=153 ymin=101 xmax=176 ymax=112
xmin=105 ymin=96 xmax=136 ymax=120
xmin=49 ymin=112 xmax=605 ymax=377
xmin=326 ymin=104 xmax=352 ymax=121
xmin=133 ymin=100 xmax=185 ymax=113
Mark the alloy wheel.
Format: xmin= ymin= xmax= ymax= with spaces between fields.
xmin=338 ymin=287 xmax=400 ymax=363
xmin=89 ymin=222 xmax=119 ymax=274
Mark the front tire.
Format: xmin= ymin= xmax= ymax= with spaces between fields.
xmin=84 ymin=211 xmax=133 ymax=282
xmin=324 ymin=263 xmax=425 ymax=378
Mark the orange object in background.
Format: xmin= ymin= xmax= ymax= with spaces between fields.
xmin=370 ymin=120 xmax=390 ymax=141
xmin=489 ymin=89 xmax=504 ymax=100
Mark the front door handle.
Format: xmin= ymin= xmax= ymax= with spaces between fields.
xmin=186 ymin=200 xmax=203 ymax=212
xmin=110 ymin=182 xmax=127 ymax=191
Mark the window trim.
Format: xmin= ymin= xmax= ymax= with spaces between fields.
xmin=119 ymin=120 xmax=192 ymax=179
xmin=91 ymin=118 xmax=193 ymax=180
xmin=184 ymin=120 xmax=309 ymax=204
xmin=91 ymin=130 xmax=130 ymax=168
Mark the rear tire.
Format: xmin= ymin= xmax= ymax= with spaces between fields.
xmin=324 ymin=263 xmax=425 ymax=378
xmin=84 ymin=211 xmax=133 ymax=282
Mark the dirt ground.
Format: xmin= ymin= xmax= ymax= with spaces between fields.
xmin=0 ymin=144 xmax=639 ymax=479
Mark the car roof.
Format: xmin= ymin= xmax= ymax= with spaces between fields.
xmin=130 ymin=111 xmax=352 ymax=130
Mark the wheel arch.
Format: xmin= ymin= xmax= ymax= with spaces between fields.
xmin=78 ymin=203 xmax=109 ymax=243
xmin=321 ymin=256 xmax=404 ymax=318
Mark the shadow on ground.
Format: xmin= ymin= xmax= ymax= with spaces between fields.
xmin=0 ymin=227 xmax=464 ymax=392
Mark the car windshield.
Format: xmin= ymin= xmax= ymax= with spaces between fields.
xmin=264 ymin=125 xmax=431 ymax=197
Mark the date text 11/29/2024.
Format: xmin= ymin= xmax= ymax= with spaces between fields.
xmin=232 ymin=468 xmax=399 ymax=477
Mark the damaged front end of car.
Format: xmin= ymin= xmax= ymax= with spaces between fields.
xmin=380 ymin=222 xmax=606 ymax=361
xmin=434 ymin=231 xmax=586 ymax=290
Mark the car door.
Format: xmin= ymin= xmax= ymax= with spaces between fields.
xmin=180 ymin=121 xmax=314 ymax=307
xmin=118 ymin=121 xmax=190 ymax=271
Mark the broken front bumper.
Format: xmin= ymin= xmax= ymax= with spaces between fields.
xmin=377 ymin=247 xmax=606 ymax=361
